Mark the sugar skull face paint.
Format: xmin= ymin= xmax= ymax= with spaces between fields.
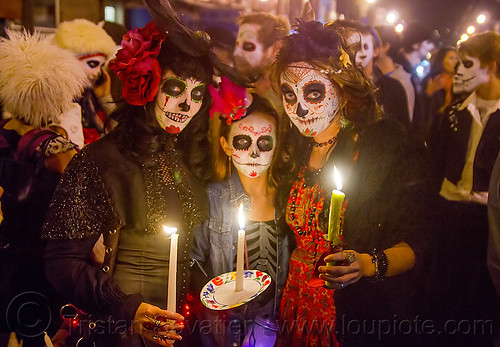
xmin=356 ymin=34 xmax=375 ymax=69
xmin=226 ymin=112 xmax=276 ymax=178
xmin=453 ymin=54 xmax=489 ymax=95
xmin=234 ymin=23 xmax=274 ymax=80
xmin=280 ymin=62 xmax=340 ymax=137
xmin=154 ymin=70 xmax=206 ymax=134
xmin=78 ymin=53 xmax=106 ymax=87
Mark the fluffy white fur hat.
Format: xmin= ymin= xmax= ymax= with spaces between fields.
xmin=54 ymin=19 xmax=116 ymax=58
xmin=0 ymin=30 xmax=87 ymax=128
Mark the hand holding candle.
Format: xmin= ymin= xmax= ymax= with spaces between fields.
xmin=235 ymin=203 xmax=245 ymax=292
xmin=163 ymin=226 xmax=178 ymax=312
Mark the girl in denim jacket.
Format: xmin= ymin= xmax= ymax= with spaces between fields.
xmin=191 ymin=78 xmax=291 ymax=346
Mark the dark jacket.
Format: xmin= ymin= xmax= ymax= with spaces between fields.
xmin=42 ymin=132 xmax=206 ymax=344
xmin=373 ymin=67 xmax=411 ymax=129
xmin=431 ymin=93 xmax=500 ymax=193
xmin=334 ymin=120 xmax=434 ymax=346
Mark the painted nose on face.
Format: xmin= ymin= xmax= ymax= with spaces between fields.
xmin=178 ymin=99 xmax=190 ymax=112
xmin=296 ymin=103 xmax=309 ymax=118
xmin=250 ymin=150 xmax=260 ymax=159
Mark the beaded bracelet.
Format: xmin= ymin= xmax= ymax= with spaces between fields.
xmin=370 ymin=249 xmax=389 ymax=282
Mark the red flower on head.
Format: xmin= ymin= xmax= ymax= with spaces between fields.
xmin=109 ymin=22 xmax=166 ymax=106
xmin=120 ymin=58 xmax=162 ymax=106
xmin=209 ymin=76 xmax=248 ymax=123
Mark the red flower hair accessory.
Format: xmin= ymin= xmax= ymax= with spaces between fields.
xmin=109 ymin=22 xmax=166 ymax=106
xmin=209 ymin=76 xmax=250 ymax=125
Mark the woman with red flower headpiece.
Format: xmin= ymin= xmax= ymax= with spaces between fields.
xmin=40 ymin=3 xmax=236 ymax=343
xmin=190 ymin=77 xmax=291 ymax=346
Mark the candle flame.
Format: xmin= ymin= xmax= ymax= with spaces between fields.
xmin=163 ymin=225 xmax=177 ymax=237
xmin=238 ymin=203 xmax=245 ymax=230
xmin=334 ymin=165 xmax=342 ymax=191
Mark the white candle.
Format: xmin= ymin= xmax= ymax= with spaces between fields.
xmin=235 ymin=203 xmax=245 ymax=292
xmin=164 ymin=226 xmax=178 ymax=312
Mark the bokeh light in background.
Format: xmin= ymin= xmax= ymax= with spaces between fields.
xmin=395 ymin=23 xmax=404 ymax=32
xmin=476 ymin=14 xmax=486 ymax=24
xmin=466 ymin=25 xmax=475 ymax=34
xmin=461 ymin=33 xmax=469 ymax=41
xmin=386 ymin=10 xmax=398 ymax=25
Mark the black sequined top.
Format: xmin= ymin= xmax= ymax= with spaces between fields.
xmin=42 ymin=131 xmax=205 ymax=324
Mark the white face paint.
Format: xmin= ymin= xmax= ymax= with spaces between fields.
xmin=453 ymin=54 xmax=489 ymax=95
xmin=356 ymin=34 xmax=375 ymax=69
xmin=233 ymin=23 xmax=274 ymax=79
xmin=154 ymin=70 xmax=206 ymax=134
xmin=78 ymin=54 xmax=107 ymax=87
xmin=280 ymin=62 xmax=340 ymax=137
xmin=227 ymin=112 xmax=276 ymax=178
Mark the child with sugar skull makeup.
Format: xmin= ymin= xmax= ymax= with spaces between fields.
xmin=41 ymin=1 xmax=246 ymax=345
xmin=428 ymin=31 xmax=500 ymax=346
xmin=190 ymin=77 xmax=291 ymax=347
xmin=270 ymin=21 xmax=433 ymax=346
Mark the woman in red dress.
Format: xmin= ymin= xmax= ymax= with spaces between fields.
xmin=270 ymin=21 xmax=383 ymax=346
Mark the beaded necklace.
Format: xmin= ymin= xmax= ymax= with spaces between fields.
xmin=287 ymin=142 xmax=333 ymax=237
xmin=311 ymin=136 xmax=337 ymax=148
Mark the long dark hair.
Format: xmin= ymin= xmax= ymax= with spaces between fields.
xmin=109 ymin=39 xmax=214 ymax=182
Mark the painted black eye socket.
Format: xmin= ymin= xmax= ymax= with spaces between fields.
xmin=233 ymin=135 xmax=252 ymax=150
xmin=363 ymin=43 xmax=369 ymax=50
xmin=191 ymin=85 xmax=206 ymax=102
xmin=463 ymin=60 xmax=474 ymax=69
xmin=243 ymin=42 xmax=256 ymax=52
xmin=87 ymin=60 xmax=101 ymax=69
xmin=281 ymin=84 xmax=297 ymax=104
xmin=162 ymin=78 xmax=187 ymax=97
xmin=304 ymin=82 xmax=326 ymax=103
xmin=257 ymin=135 xmax=273 ymax=152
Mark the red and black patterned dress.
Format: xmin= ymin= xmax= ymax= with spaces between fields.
xmin=278 ymin=166 xmax=338 ymax=347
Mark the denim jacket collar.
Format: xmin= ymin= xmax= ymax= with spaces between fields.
xmin=228 ymin=171 xmax=250 ymax=210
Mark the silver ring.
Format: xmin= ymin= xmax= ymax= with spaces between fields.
xmin=340 ymin=283 xmax=344 ymax=288
xmin=346 ymin=252 xmax=356 ymax=264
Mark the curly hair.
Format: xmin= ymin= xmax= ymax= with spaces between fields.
xmin=269 ymin=21 xmax=382 ymax=210
xmin=109 ymin=39 xmax=214 ymax=183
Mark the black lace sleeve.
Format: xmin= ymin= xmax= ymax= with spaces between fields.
xmin=42 ymin=148 xmax=141 ymax=322
xmin=42 ymin=148 xmax=122 ymax=239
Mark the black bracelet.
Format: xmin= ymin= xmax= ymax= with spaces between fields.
xmin=369 ymin=249 xmax=389 ymax=282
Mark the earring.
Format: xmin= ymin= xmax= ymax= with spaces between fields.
xmin=228 ymin=155 xmax=232 ymax=176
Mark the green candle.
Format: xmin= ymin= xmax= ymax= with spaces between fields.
xmin=326 ymin=166 xmax=345 ymax=289
xmin=327 ymin=166 xmax=345 ymax=246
